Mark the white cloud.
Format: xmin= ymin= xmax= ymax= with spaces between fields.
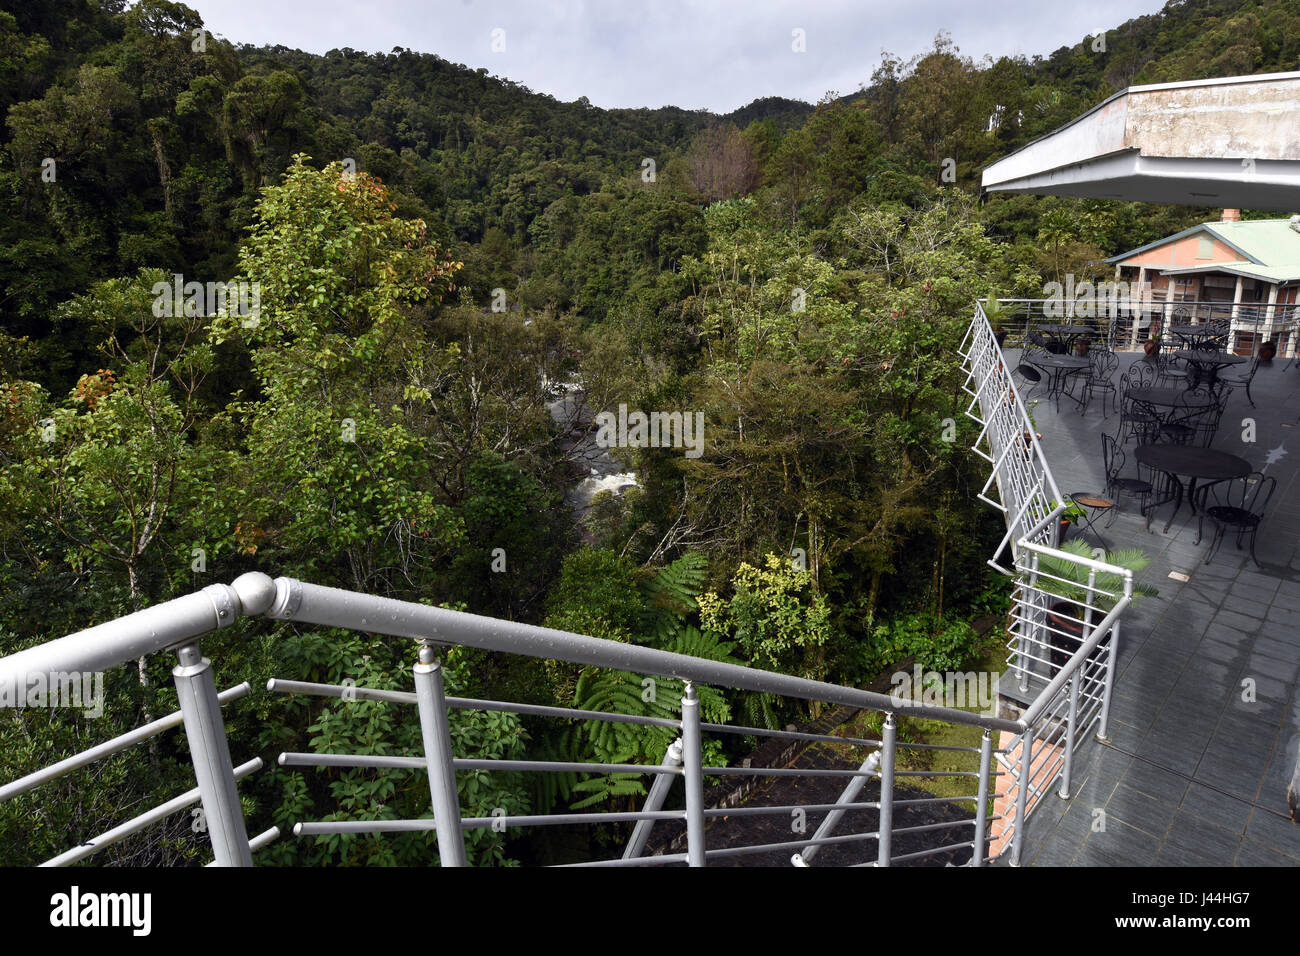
xmin=188 ymin=0 xmax=1168 ymax=112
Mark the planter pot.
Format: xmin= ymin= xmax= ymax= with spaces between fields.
xmin=1075 ymin=338 xmax=1090 ymax=357
xmin=1143 ymin=340 xmax=1158 ymax=358
xmin=1259 ymin=341 xmax=1277 ymax=362
xmin=1046 ymin=600 xmax=1111 ymax=678
xmin=993 ymin=329 xmax=1007 ymax=348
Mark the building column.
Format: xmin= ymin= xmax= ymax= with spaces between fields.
xmin=1229 ymin=276 xmax=1244 ymax=353
xmin=1131 ymin=266 xmax=1147 ymax=348
xmin=1263 ymin=283 xmax=1278 ymax=351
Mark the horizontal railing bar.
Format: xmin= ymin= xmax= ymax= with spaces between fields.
xmin=268 ymin=678 xmax=684 ymax=730
xmin=892 ymin=770 xmax=988 ymax=778
xmin=294 ymin=820 xmax=434 ymax=835
xmin=557 ymin=853 xmax=690 ymax=868
xmin=700 ymin=766 xmax=880 ymax=779
xmin=205 ymin=826 xmax=280 ymax=865
xmin=703 ymin=800 xmax=880 ymax=818
xmin=460 ymin=811 xmax=684 ymax=828
xmin=699 ymin=721 xmax=881 ymax=748
xmin=702 ymin=719 xmax=985 ymax=754
xmin=266 ymin=576 xmax=1025 ymax=733
xmin=885 ymin=816 xmax=988 ymax=839
xmin=277 ymin=752 xmax=682 ymax=776
xmin=454 ymin=759 xmax=681 ymax=776
xmin=885 ymin=837 xmax=994 ymax=865
xmin=702 ymin=829 xmax=883 ymax=859
xmin=447 ymin=697 xmax=682 ymax=729
xmin=279 ymin=753 xmax=424 ymax=771
xmin=0 ymin=683 xmax=251 ymax=804
xmin=41 ymin=758 xmax=261 ymax=867
xmin=266 ymin=678 xmax=415 ymax=705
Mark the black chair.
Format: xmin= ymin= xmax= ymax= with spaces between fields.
xmin=1117 ymin=372 xmax=1160 ymax=445
xmin=1101 ymin=434 xmax=1153 ymax=531
xmin=1217 ymin=356 xmax=1259 ymax=408
xmin=1079 ymin=348 xmax=1118 ymax=417
xmin=1156 ymin=350 xmax=1188 ymax=388
xmin=1127 ymin=360 xmax=1157 ymax=389
xmin=1158 ymin=390 xmax=1215 ymax=446
xmin=1014 ymin=362 xmax=1043 ymax=402
xmin=1198 ymin=472 xmax=1276 ymax=568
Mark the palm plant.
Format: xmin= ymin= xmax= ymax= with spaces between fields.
xmin=1035 ymin=538 xmax=1159 ymax=611
xmin=1033 ymin=539 xmax=1158 ymax=675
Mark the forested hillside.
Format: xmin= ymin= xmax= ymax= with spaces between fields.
xmin=0 ymin=0 xmax=1292 ymax=865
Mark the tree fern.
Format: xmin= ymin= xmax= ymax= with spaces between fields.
xmin=638 ymin=551 xmax=708 ymax=643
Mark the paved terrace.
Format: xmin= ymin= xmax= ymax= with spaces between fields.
xmin=1004 ymin=348 xmax=1300 ymax=866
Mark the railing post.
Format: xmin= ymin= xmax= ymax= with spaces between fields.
xmin=1098 ymin=618 xmax=1119 ymax=743
xmin=877 ymin=713 xmax=896 ymax=867
xmin=1011 ymin=727 xmax=1032 ymax=866
xmin=413 ymin=642 xmax=467 ymax=867
xmin=623 ymin=737 xmax=684 ymax=860
xmin=971 ymin=729 xmax=993 ymax=867
xmin=172 ymin=643 xmax=253 ymax=866
xmin=680 ymin=683 xmax=706 ymax=867
xmin=1060 ymin=675 xmax=1079 ymax=799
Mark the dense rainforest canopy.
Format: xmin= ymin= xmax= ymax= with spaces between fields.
xmin=1 ymin=0 xmax=1291 ymax=864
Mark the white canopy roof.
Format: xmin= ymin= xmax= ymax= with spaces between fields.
xmin=981 ymin=72 xmax=1300 ymax=211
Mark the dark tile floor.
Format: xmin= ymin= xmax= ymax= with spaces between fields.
xmin=1005 ymin=348 xmax=1300 ymax=866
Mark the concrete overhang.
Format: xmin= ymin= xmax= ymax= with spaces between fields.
xmin=982 ymin=72 xmax=1300 ymax=211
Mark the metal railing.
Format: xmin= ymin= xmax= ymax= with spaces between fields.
xmin=0 ymin=301 xmax=1133 ymax=868
xmin=989 ymin=298 xmax=1299 ymax=357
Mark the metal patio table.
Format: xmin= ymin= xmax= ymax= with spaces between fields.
xmin=1036 ymin=323 xmax=1093 ymax=353
xmin=1134 ymin=444 xmax=1251 ymax=533
xmin=1028 ymin=353 xmax=1090 ymax=410
xmin=1125 ymin=386 xmax=1216 ymax=427
xmin=1174 ymin=349 xmax=1247 ymax=388
xmin=1167 ymin=323 xmax=1229 ymax=351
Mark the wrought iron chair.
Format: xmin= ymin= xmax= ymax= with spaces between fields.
xmin=1216 ymin=356 xmax=1260 ymax=408
xmin=1158 ymin=389 xmax=1222 ymax=447
xmin=1101 ymin=434 xmax=1153 ymax=531
xmin=1198 ymin=472 xmax=1276 ymax=568
xmin=1078 ymin=347 xmax=1118 ymax=416
xmin=1117 ymin=371 xmax=1160 ymax=445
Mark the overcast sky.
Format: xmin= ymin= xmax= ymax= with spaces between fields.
xmin=187 ymin=0 xmax=1169 ymax=113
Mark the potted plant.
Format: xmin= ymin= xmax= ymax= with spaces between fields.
xmin=1049 ymin=498 xmax=1088 ymax=543
xmin=1034 ymin=539 xmax=1159 ymax=677
xmin=1075 ymin=336 xmax=1091 ymax=357
xmin=983 ymin=296 xmax=1010 ymax=347
xmin=1259 ymin=339 xmax=1277 ymax=362
xmin=1143 ymin=332 xmax=1161 ymax=359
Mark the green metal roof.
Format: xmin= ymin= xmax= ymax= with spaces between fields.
xmin=1203 ymin=219 xmax=1300 ymax=265
xmin=1108 ymin=218 xmax=1300 ymax=270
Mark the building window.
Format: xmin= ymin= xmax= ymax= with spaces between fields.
xmin=1197 ymin=235 xmax=1214 ymax=259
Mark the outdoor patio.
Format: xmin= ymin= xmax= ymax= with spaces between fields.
xmin=1003 ymin=346 xmax=1300 ymax=866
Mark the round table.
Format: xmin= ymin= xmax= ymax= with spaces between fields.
xmin=1174 ymin=350 xmax=1247 ymax=388
xmin=1134 ymin=444 xmax=1250 ymax=533
xmin=1167 ymin=324 xmax=1229 ymax=351
xmin=1126 ymin=386 xmax=1215 ymax=410
xmin=1037 ymin=324 xmax=1093 ymax=353
xmin=1028 ymin=353 xmax=1090 ymax=409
